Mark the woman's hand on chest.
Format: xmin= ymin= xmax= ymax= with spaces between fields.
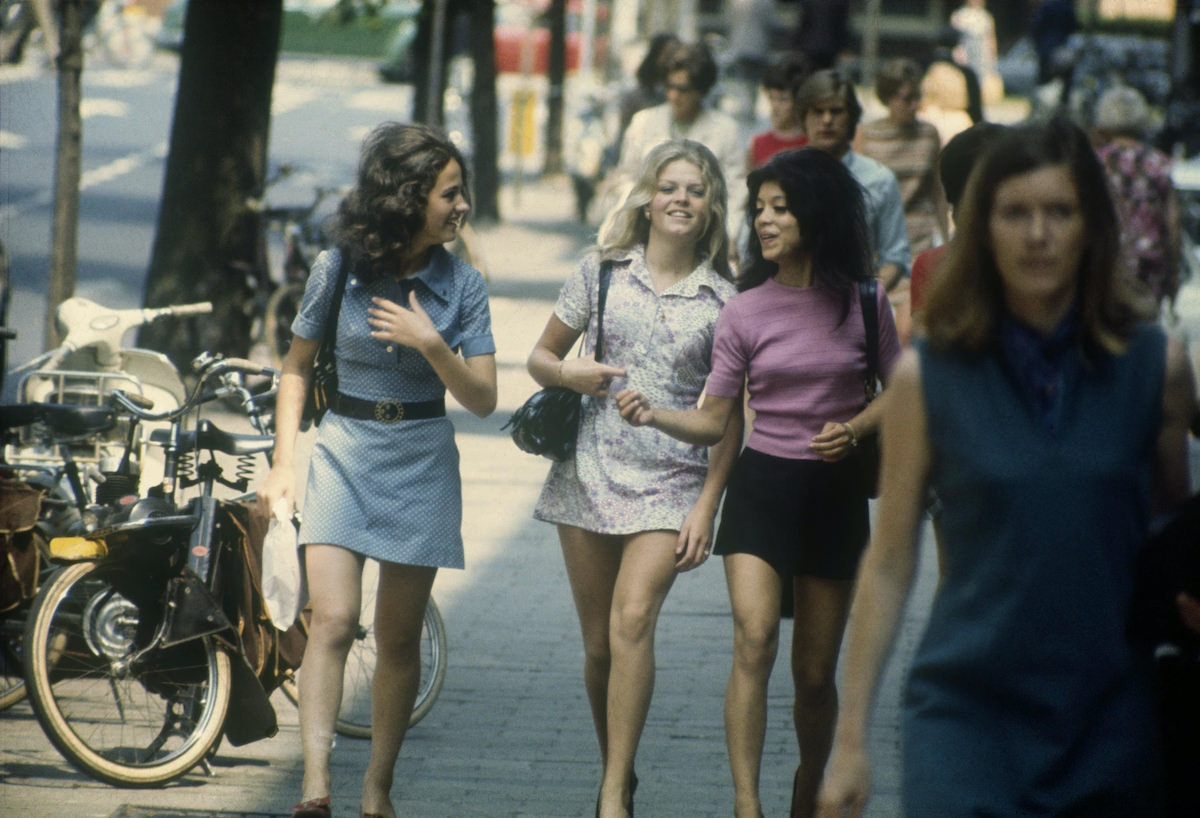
xmin=367 ymin=291 xmax=444 ymax=356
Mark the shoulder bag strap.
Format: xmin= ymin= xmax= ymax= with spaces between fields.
xmin=859 ymin=279 xmax=879 ymax=400
xmin=593 ymin=259 xmax=613 ymax=362
xmin=319 ymin=246 xmax=353 ymax=358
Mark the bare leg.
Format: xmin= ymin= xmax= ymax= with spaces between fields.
xmin=559 ymin=525 xmax=623 ymax=760
xmin=789 ymin=575 xmax=855 ymax=818
xmin=597 ymin=530 xmax=680 ymax=818
xmin=723 ymin=553 xmax=784 ymax=818
xmin=299 ymin=545 xmax=364 ymax=803
xmin=360 ymin=561 xmax=437 ymax=818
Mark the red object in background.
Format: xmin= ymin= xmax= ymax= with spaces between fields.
xmin=493 ymin=0 xmax=609 ymax=75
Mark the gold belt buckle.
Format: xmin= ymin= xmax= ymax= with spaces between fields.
xmin=373 ymin=399 xmax=405 ymax=423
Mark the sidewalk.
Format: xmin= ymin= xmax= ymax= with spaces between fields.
xmin=0 ymin=174 xmax=938 ymax=818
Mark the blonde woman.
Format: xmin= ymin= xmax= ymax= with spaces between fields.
xmin=528 ymin=139 xmax=741 ymax=818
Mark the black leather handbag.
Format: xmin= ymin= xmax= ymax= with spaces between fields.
xmin=505 ymin=260 xmax=613 ymax=461
xmin=302 ymin=247 xmax=352 ymax=428
xmin=855 ymin=279 xmax=882 ymax=498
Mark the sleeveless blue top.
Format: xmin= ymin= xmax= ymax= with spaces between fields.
xmin=904 ymin=324 xmax=1167 ymax=816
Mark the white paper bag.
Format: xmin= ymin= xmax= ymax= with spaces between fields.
xmin=261 ymin=498 xmax=301 ymax=629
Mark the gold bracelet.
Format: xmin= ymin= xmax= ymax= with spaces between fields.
xmin=556 ymin=360 xmax=565 ymax=387
xmin=843 ymin=421 xmax=858 ymax=448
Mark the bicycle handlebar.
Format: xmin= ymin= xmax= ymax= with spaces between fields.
xmin=145 ymin=302 xmax=212 ymax=319
xmin=111 ymin=356 xmax=279 ymax=423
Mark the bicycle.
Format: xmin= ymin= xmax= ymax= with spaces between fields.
xmin=1 ymin=401 xmax=126 ymax=712
xmin=21 ymin=357 xmax=291 ymax=786
xmin=22 ymin=355 xmax=446 ymax=787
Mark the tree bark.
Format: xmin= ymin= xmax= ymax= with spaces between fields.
xmin=467 ymin=0 xmax=499 ymax=222
xmin=414 ymin=0 xmax=499 ymax=222
xmin=44 ymin=0 xmax=85 ymax=350
xmin=139 ymin=0 xmax=282 ymax=364
xmin=412 ymin=0 xmax=445 ymax=128
xmin=542 ymin=0 xmax=566 ymax=175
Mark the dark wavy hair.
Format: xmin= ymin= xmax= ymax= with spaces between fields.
xmin=923 ymin=115 xmax=1135 ymax=355
xmin=330 ymin=122 xmax=469 ymax=282
xmin=664 ymin=41 xmax=719 ymax=97
xmin=739 ymin=148 xmax=873 ymax=323
xmin=635 ymin=32 xmax=681 ymax=89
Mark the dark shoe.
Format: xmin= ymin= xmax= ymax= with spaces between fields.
xmin=361 ymin=813 xmax=387 ymax=818
xmin=292 ymin=796 xmax=332 ymax=818
xmin=595 ymin=772 xmax=638 ymax=818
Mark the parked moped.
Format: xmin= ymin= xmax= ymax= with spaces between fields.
xmin=8 ymin=296 xmax=211 ymax=499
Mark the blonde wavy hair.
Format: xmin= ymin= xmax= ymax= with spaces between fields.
xmin=598 ymin=139 xmax=733 ymax=281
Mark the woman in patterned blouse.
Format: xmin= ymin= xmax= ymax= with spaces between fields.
xmin=528 ymin=139 xmax=742 ymax=818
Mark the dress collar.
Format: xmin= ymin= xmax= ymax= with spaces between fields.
xmin=346 ymin=245 xmax=454 ymax=304
xmin=618 ymin=245 xmax=727 ymax=298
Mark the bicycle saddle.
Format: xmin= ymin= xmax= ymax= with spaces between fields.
xmin=150 ymin=419 xmax=274 ymax=456
xmin=0 ymin=403 xmax=116 ymax=435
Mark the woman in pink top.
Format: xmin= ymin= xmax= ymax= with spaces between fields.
xmin=618 ymin=148 xmax=900 ymax=818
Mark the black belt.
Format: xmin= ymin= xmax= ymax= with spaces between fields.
xmin=330 ymin=393 xmax=445 ymax=423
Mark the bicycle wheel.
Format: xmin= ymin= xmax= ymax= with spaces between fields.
xmin=263 ymin=281 xmax=306 ymax=368
xmin=23 ymin=561 xmax=232 ymax=787
xmin=333 ymin=559 xmax=447 ymax=737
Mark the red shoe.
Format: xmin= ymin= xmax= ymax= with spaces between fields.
xmin=292 ymin=796 xmax=332 ymax=818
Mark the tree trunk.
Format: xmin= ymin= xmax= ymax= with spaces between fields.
xmin=414 ymin=0 xmax=499 ymax=222
xmin=467 ymin=0 xmax=498 ymax=222
xmin=412 ymin=0 xmax=446 ymax=127
xmin=139 ymin=0 xmax=282 ymax=365
xmin=542 ymin=0 xmax=566 ymax=175
xmin=44 ymin=0 xmax=85 ymax=350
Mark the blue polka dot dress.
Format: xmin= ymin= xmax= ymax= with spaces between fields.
xmin=292 ymin=247 xmax=494 ymax=569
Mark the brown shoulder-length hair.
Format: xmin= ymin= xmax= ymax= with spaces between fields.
xmin=921 ymin=115 xmax=1137 ymax=356
xmin=330 ymin=121 xmax=469 ymax=282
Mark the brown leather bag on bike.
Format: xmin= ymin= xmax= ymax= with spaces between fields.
xmin=223 ymin=501 xmax=308 ymax=694
xmin=0 ymin=478 xmax=44 ymax=614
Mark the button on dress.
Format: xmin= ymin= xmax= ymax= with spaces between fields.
xmin=292 ymin=247 xmax=495 ymax=569
xmin=533 ymin=248 xmax=737 ymax=534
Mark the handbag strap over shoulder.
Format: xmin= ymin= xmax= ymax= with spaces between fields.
xmin=593 ymin=259 xmax=614 ymax=361
xmin=319 ymin=246 xmax=354 ymax=358
xmin=858 ymin=279 xmax=879 ymax=400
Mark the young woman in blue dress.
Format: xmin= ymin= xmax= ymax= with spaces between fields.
xmin=258 ymin=122 xmax=497 ymax=818
xmin=817 ymin=116 xmax=1196 ymax=817
xmin=527 ymin=139 xmax=741 ymax=818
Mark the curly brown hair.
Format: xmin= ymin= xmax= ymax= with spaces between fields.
xmin=331 ymin=122 xmax=470 ymax=282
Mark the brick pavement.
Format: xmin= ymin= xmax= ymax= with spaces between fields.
xmin=0 ymin=175 xmax=939 ymax=818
